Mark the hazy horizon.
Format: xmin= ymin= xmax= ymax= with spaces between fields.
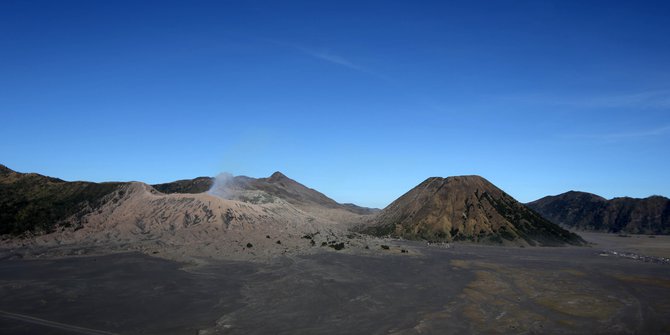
xmin=2 ymin=1 xmax=669 ymax=208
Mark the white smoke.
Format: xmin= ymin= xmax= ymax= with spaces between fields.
xmin=208 ymin=172 xmax=235 ymax=199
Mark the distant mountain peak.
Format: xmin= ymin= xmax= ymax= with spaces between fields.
xmin=565 ymin=190 xmax=600 ymax=195
xmin=268 ymin=171 xmax=288 ymax=182
xmin=528 ymin=191 xmax=670 ymax=234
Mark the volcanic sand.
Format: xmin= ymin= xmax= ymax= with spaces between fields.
xmin=1 ymin=233 xmax=669 ymax=334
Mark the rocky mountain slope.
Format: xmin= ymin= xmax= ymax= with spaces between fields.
xmin=1 ymin=165 xmax=585 ymax=260
xmin=527 ymin=191 xmax=670 ymax=234
xmin=0 ymin=165 xmax=376 ymax=236
xmin=153 ymin=172 xmax=378 ymax=216
xmin=362 ymin=176 xmax=584 ymax=246
xmin=0 ymin=165 xmax=377 ymax=261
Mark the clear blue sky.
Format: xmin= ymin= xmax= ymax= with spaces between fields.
xmin=1 ymin=1 xmax=669 ymax=208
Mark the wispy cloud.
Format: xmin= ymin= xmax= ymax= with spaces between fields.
xmin=574 ymin=90 xmax=670 ymax=109
xmin=294 ymin=46 xmax=365 ymax=72
xmin=563 ymin=125 xmax=670 ymax=141
xmin=266 ymin=39 xmax=392 ymax=81
xmin=261 ymin=39 xmax=449 ymax=113
xmin=498 ymin=89 xmax=670 ymax=110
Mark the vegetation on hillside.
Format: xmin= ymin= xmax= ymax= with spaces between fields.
xmin=0 ymin=167 xmax=124 ymax=235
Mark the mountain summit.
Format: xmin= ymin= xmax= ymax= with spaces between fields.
xmin=363 ymin=175 xmax=584 ymax=246
xmin=175 ymin=171 xmax=380 ymax=215
xmin=268 ymin=171 xmax=288 ymax=182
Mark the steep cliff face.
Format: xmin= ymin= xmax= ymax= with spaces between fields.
xmin=363 ymin=176 xmax=584 ymax=246
xmin=528 ymin=191 xmax=670 ymax=234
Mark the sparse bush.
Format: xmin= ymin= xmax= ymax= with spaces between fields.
xmin=329 ymin=242 xmax=345 ymax=250
xmin=276 ymin=240 xmax=281 ymax=245
xmin=381 ymin=245 xmax=390 ymax=250
xmin=246 ymin=243 xmax=253 ymax=248
xmin=488 ymin=235 xmax=503 ymax=244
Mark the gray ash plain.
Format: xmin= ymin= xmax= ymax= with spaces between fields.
xmin=1 ymin=237 xmax=670 ymax=334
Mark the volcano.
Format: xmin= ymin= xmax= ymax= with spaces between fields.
xmin=363 ymin=175 xmax=584 ymax=246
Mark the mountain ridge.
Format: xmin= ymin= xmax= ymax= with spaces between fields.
xmin=0 ymin=165 xmax=377 ymax=236
xmin=528 ymin=191 xmax=670 ymax=234
xmin=1 ymin=164 xmax=583 ymax=247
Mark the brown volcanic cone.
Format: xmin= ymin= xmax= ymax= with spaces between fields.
xmin=364 ymin=175 xmax=584 ymax=246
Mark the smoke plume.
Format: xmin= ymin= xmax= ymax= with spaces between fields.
xmin=208 ymin=172 xmax=235 ymax=199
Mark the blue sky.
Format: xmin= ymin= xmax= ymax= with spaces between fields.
xmin=1 ymin=1 xmax=669 ymax=208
